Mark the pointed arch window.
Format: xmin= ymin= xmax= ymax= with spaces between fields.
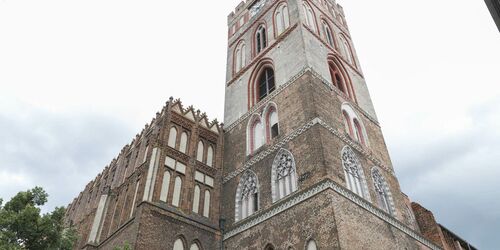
xmin=272 ymin=149 xmax=298 ymax=202
xmin=265 ymin=244 xmax=275 ymax=250
xmin=236 ymin=171 xmax=259 ymax=221
xmin=372 ymin=168 xmax=394 ymax=215
xmin=206 ymin=146 xmax=214 ymax=167
xmin=159 ymin=171 xmax=171 ymax=202
xmin=203 ymin=190 xmax=211 ymax=217
xmin=168 ymin=127 xmax=178 ymax=148
xmin=196 ymin=141 xmax=204 ymax=162
xmin=248 ymin=115 xmax=264 ymax=155
xmin=173 ymin=238 xmax=185 ymax=250
xmin=256 ymin=25 xmax=267 ymax=54
xmin=341 ymin=104 xmax=368 ymax=146
xmin=328 ymin=61 xmax=348 ymax=96
xmin=179 ymin=132 xmax=188 ymax=153
xmin=172 ymin=176 xmax=183 ymax=207
xmin=275 ymin=3 xmax=290 ymax=35
xmin=189 ymin=243 xmax=200 ymax=250
xmin=303 ymin=2 xmax=317 ymax=32
xmin=234 ymin=41 xmax=246 ymax=72
xmin=339 ymin=35 xmax=355 ymax=65
xmin=266 ymin=106 xmax=279 ymax=140
xmin=341 ymin=146 xmax=369 ymax=199
xmin=192 ymin=185 xmax=201 ymax=213
xmin=258 ymin=67 xmax=275 ymax=101
xmin=322 ymin=20 xmax=335 ymax=47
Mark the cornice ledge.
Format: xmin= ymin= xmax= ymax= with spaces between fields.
xmin=222 ymin=180 xmax=442 ymax=250
xmin=223 ymin=117 xmax=393 ymax=184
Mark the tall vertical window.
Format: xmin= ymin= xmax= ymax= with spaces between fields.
xmin=339 ymin=35 xmax=355 ymax=65
xmin=168 ymin=127 xmax=177 ymax=148
xmin=172 ymin=176 xmax=182 ymax=207
xmin=272 ymin=149 xmax=298 ymax=202
xmin=256 ymin=25 xmax=267 ymax=54
xmin=251 ymin=118 xmax=264 ymax=153
xmin=265 ymin=104 xmax=279 ymax=140
xmin=179 ymin=132 xmax=188 ymax=153
xmin=206 ymin=146 xmax=214 ymax=167
xmin=189 ymin=244 xmax=200 ymax=250
xmin=341 ymin=146 xmax=368 ymax=199
xmin=341 ymin=104 xmax=368 ymax=146
xmin=203 ymin=190 xmax=211 ymax=217
xmin=159 ymin=171 xmax=171 ymax=202
xmin=173 ymin=238 xmax=185 ymax=250
xmin=236 ymin=171 xmax=259 ymax=221
xmin=196 ymin=141 xmax=204 ymax=162
xmin=258 ymin=67 xmax=275 ymax=101
xmin=372 ymin=168 xmax=394 ymax=215
xmin=275 ymin=3 xmax=290 ymax=35
xmin=328 ymin=62 xmax=347 ymax=95
xmin=303 ymin=2 xmax=317 ymax=32
xmin=322 ymin=20 xmax=334 ymax=47
xmin=234 ymin=41 xmax=246 ymax=72
xmin=142 ymin=145 xmax=149 ymax=164
xmin=192 ymin=185 xmax=200 ymax=213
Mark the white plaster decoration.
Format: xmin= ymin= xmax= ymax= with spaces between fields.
xmin=87 ymin=194 xmax=108 ymax=243
xmin=222 ymin=179 xmax=442 ymax=250
xmin=207 ymin=146 xmax=214 ymax=167
xmin=173 ymin=238 xmax=185 ymax=250
xmin=271 ymin=149 xmax=298 ymax=202
xmin=196 ymin=141 xmax=204 ymax=162
xmin=223 ymin=118 xmax=394 ymax=184
xmin=172 ymin=176 xmax=182 ymax=207
xmin=341 ymin=146 xmax=370 ymax=201
xmin=203 ymin=190 xmax=211 ymax=218
xmin=372 ymin=167 xmax=396 ymax=216
xmin=225 ymin=67 xmax=378 ymax=133
xmin=143 ymin=148 xmax=160 ymax=202
xmin=168 ymin=127 xmax=177 ymax=148
xmin=192 ymin=185 xmax=200 ymax=213
xmin=235 ymin=170 xmax=259 ymax=221
xmin=129 ymin=179 xmax=140 ymax=218
xmin=160 ymin=171 xmax=171 ymax=203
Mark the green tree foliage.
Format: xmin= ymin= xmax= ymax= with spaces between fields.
xmin=0 ymin=187 xmax=77 ymax=250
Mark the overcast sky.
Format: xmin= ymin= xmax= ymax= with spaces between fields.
xmin=1 ymin=0 xmax=499 ymax=249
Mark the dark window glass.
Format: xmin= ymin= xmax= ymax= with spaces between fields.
xmin=335 ymin=74 xmax=345 ymax=93
xmin=256 ymin=26 xmax=267 ymax=53
xmin=256 ymin=33 xmax=261 ymax=53
xmin=271 ymin=123 xmax=279 ymax=139
xmin=258 ymin=68 xmax=275 ymax=101
xmin=253 ymin=193 xmax=258 ymax=210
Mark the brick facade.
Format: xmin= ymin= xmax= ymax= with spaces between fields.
xmin=64 ymin=0 xmax=476 ymax=249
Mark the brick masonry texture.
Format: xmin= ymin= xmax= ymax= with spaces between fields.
xmin=64 ymin=0 xmax=476 ymax=249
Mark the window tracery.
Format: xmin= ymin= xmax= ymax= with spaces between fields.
xmin=341 ymin=146 xmax=368 ymax=199
xmin=272 ymin=149 xmax=297 ymax=202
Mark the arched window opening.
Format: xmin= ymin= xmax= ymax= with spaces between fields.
xmin=172 ymin=176 xmax=182 ymax=207
xmin=272 ymin=149 xmax=298 ymax=202
xmin=179 ymin=132 xmax=188 ymax=153
xmin=342 ymin=111 xmax=354 ymax=137
xmin=196 ymin=141 xmax=204 ymax=162
xmin=203 ymin=190 xmax=211 ymax=217
xmin=372 ymin=168 xmax=394 ymax=215
xmin=307 ymin=240 xmax=318 ymax=250
xmin=173 ymin=238 xmax=185 ymax=250
xmin=159 ymin=171 xmax=171 ymax=202
xmin=168 ymin=127 xmax=177 ymax=148
xmin=192 ymin=185 xmax=201 ymax=213
xmin=341 ymin=146 xmax=368 ymax=199
xmin=189 ymin=243 xmax=200 ymax=250
xmin=328 ymin=62 xmax=347 ymax=96
xmin=267 ymin=107 xmax=279 ymax=140
xmin=341 ymin=103 xmax=369 ymax=147
xmin=236 ymin=171 xmax=259 ymax=221
xmin=275 ymin=4 xmax=290 ymax=35
xmin=258 ymin=67 xmax=275 ymax=101
xmin=235 ymin=42 xmax=246 ymax=72
xmin=256 ymin=25 xmax=267 ymax=54
xmin=353 ymin=119 xmax=366 ymax=146
xmin=340 ymin=35 xmax=355 ymax=65
xmin=303 ymin=2 xmax=317 ymax=32
xmin=322 ymin=21 xmax=334 ymax=47
xmin=252 ymin=119 xmax=264 ymax=153
xmin=206 ymin=146 xmax=214 ymax=167
xmin=142 ymin=145 xmax=149 ymax=164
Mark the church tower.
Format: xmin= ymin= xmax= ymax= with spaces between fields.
xmin=221 ymin=0 xmax=439 ymax=249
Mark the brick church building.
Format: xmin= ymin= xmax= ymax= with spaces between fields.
xmin=64 ymin=0 xmax=477 ymax=249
